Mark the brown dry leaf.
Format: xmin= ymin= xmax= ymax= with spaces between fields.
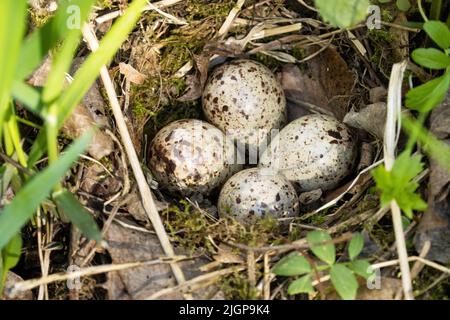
xmin=317 ymin=277 xmax=401 ymax=300
xmin=2 ymin=272 xmax=33 ymax=300
xmin=27 ymin=56 xmax=114 ymax=160
xmin=119 ymin=62 xmax=148 ymax=85
xmin=415 ymin=91 xmax=450 ymax=264
xmin=62 ymin=104 xmax=114 ymax=160
xmin=123 ymin=187 xmax=169 ymax=222
xmin=344 ymin=102 xmax=387 ymax=139
xmin=177 ymin=41 xmax=244 ymax=102
xmin=390 ymin=13 xmax=409 ymax=62
xmin=104 ymin=222 xmax=219 ymax=300
xmin=280 ymin=46 xmax=356 ymax=121
xmin=80 ymin=163 xmax=122 ymax=198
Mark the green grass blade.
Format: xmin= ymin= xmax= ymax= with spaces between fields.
xmin=42 ymin=0 xmax=96 ymax=103
xmin=0 ymin=130 xmax=93 ymax=250
xmin=0 ymin=0 xmax=27 ymax=127
xmin=0 ymin=233 xmax=22 ymax=293
xmin=16 ymin=0 xmax=95 ymax=81
xmin=56 ymin=0 xmax=147 ymax=125
xmin=27 ymin=0 xmax=147 ymax=166
xmin=11 ymin=81 xmax=44 ymax=116
xmin=54 ymin=189 xmax=101 ymax=243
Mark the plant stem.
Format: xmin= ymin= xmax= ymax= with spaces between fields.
xmin=405 ymin=112 xmax=428 ymax=154
xmin=45 ymin=103 xmax=62 ymax=192
xmin=417 ymin=0 xmax=429 ymax=22
xmin=430 ymin=0 xmax=442 ymax=20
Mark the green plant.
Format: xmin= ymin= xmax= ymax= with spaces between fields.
xmin=314 ymin=0 xmax=370 ymax=28
xmin=0 ymin=0 xmax=147 ymax=292
xmin=372 ymin=21 xmax=450 ymax=219
xmin=273 ymin=231 xmax=374 ymax=300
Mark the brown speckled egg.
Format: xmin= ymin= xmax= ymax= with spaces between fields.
xmin=148 ymin=119 xmax=242 ymax=196
xmin=202 ymin=59 xmax=286 ymax=155
xmin=218 ymin=168 xmax=299 ymax=223
xmin=259 ymin=114 xmax=357 ymax=192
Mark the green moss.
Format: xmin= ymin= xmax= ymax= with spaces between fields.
xmin=28 ymin=7 xmax=52 ymax=29
xmin=162 ymin=200 xmax=215 ymax=255
xmin=182 ymin=0 xmax=235 ymax=22
xmin=252 ymin=52 xmax=285 ymax=71
xmin=96 ymin=0 xmax=114 ymax=9
xmin=220 ymin=272 xmax=260 ymax=300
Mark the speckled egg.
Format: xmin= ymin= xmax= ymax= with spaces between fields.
xmin=202 ymin=59 xmax=286 ymax=155
xmin=259 ymin=114 xmax=357 ymax=192
xmin=218 ymin=168 xmax=299 ymax=223
xmin=148 ymin=119 xmax=242 ymax=196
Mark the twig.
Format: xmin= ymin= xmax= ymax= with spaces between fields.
xmin=225 ymin=232 xmax=353 ymax=253
xmin=263 ymin=252 xmax=271 ymax=300
xmin=384 ymin=60 xmax=413 ymax=300
xmin=8 ymin=256 xmax=188 ymax=296
xmin=313 ymin=159 xmax=384 ymax=213
xmin=218 ymin=0 xmax=246 ymax=39
xmin=81 ymin=24 xmax=189 ymax=295
xmin=372 ymin=256 xmax=450 ymax=275
xmin=145 ymin=266 xmax=245 ymax=299
xmin=95 ymin=0 xmax=183 ymax=24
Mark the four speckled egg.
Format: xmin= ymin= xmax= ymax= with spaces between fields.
xmin=202 ymin=59 xmax=286 ymax=153
xmin=149 ymin=60 xmax=359 ymax=223
xmin=148 ymin=119 xmax=241 ymax=196
xmin=218 ymin=168 xmax=299 ymax=223
xmin=259 ymin=114 xmax=357 ymax=192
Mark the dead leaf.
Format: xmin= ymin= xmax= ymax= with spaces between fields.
xmin=279 ymin=45 xmax=356 ymax=121
xmin=177 ymin=41 xmax=244 ymax=102
xmin=369 ymin=86 xmax=387 ymax=104
xmin=27 ymin=56 xmax=114 ymax=160
xmin=119 ymin=63 xmax=148 ymax=85
xmin=344 ymin=103 xmax=387 ymax=139
xmin=2 ymin=272 xmax=34 ymax=300
xmin=80 ymin=163 xmax=122 ymax=198
xmin=415 ymin=91 xmax=450 ymax=264
xmin=62 ymin=104 xmax=114 ymax=160
xmin=123 ymin=187 xmax=168 ymax=222
xmin=390 ymin=13 xmax=409 ymax=62
xmin=104 ymin=222 xmax=218 ymax=300
xmin=316 ymin=277 xmax=401 ymax=300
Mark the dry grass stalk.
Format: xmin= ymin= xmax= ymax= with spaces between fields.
xmin=384 ymin=60 xmax=413 ymax=300
xmin=81 ymin=24 xmax=190 ymax=296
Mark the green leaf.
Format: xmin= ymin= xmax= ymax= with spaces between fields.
xmin=348 ymin=233 xmax=364 ymax=260
xmin=1 ymin=233 xmax=22 ymax=275
xmin=330 ymin=264 xmax=359 ymax=300
xmin=56 ymin=0 xmax=147 ymax=126
xmin=423 ymin=21 xmax=450 ymax=50
xmin=11 ymin=81 xmax=44 ymax=116
xmin=348 ymin=260 xmax=373 ymax=279
xmin=287 ymin=275 xmax=315 ymax=295
xmin=412 ymin=48 xmax=450 ymax=70
xmin=54 ymin=189 xmax=102 ymax=243
xmin=396 ymin=0 xmax=411 ymax=12
xmin=0 ymin=233 xmax=22 ymax=292
xmin=0 ymin=0 xmax=27 ymax=126
xmin=27 ymin=0 xmax=147 ymax=166
xmin=306 ymin=230 xmax=336 ymax=265
xmin=372 ymin=151 xmax=427 ymax=218
xmin=16 ymin=0 xmax=95 ymax=81
xmin=405 ymin=71 xmax=450 ymax=113
xmin=402 ymin=115 xmax=450 ymax=173
xmin=0 ymin=130 xmax=93 ymax=250
xmin=272 ymin=254 xmax=312 ymax=276
xmin=42 ymin=0 xmax=96 ymax=103
xmin=314 ymin=0 xmax=370 ymax=29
